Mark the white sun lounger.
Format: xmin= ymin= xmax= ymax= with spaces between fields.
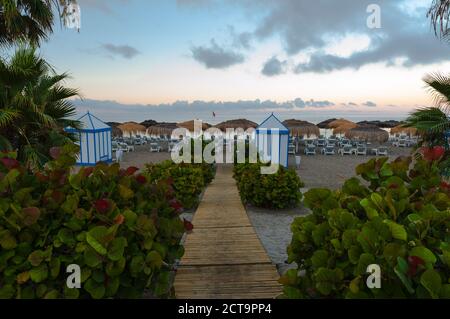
xmin=322 ymin=147 xmax=335 ymax=155
xmin=304 ymin=146 xmax=316 ymax=155
xmin=150 ymin=143 xmax=161 ymax=152
xmin=356 ymin=147 xmax=367 ymax=156
xmin=339 ymin=146 xmax=352 ymax=156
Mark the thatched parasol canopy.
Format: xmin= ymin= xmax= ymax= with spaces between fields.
xmin=177 ymin=120 xmax=211 ymax=132
xmin=345 ymin=125 xmax=389 ymax=143
xmin=328 ymin=119 xmax=356 ymax=129
xmin=283 ymin=119 xmax=320 ymax=137
xmin=333 ymin=123 xmax=358 ymax=135
xmin=317 ymin=118 xmax=337 ymax=129
xmin=390 ymin=125 xmax=418 ymax=136
xmin=146 ymin=123 xmax=177 ymax=136
xmin=107 ymin=122 xmax=123 ymax=137
xmin=215 ymin=119 xmax=257 ymax=131
xmin=118 ymin=122 xmax=146 ymax=134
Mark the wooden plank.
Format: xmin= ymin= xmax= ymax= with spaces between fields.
xmin=174 ymin=164 xmax=282 ymax=299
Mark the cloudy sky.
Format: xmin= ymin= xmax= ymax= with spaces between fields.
xmin=40 ymin=0 xmax=450 ymax=123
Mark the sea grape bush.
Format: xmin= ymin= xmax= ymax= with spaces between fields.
xmin=280 ymin=156 xmax=450 ymax=298
xmin=233 ymin=162 xmax=304 ymax=209
xmin=145 ymin=161 xmax=214 ymax=210
xmin=0 ymin=144 xmax=189 ymax=299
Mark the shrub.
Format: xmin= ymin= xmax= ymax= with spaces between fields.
xmin=280 ymin=156 xmax=450 ymax=299
xmin=145 ymin=161 xmax=214 ymax=210
xmin=0 ymin=145 xmax=189 ymax=299
xmin=233 ymin=162 xmax=304 ymax=209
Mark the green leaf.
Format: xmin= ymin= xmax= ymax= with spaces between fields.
xmin=64 ymin=285 xmax=80 ymax=299
xmin=106 ymin=257 xmax=126 ymax=277
xmin=0 ymin=284 xmax=15 ymax=299
xmin=420 ymin=269 xmax=442 ymax=299
xmin=86 ymin=227 xmax=108 ymax=255
xmin=107 ymin=237 xmax=127 ymax=261
xmin=85 ymin=278 xmax=106 ymax=299
xmin=118 ymin=184 xmax=134 ymax=200
xmin=360 ymin=198 xmax=378 ymax=220
xmin=30 ymin=264 xmax=48 ymax=283
xmin=410 ymin=246 xmax=437 ymax=265
xmin=0 ymin=231 xmax=17 ymax=250
xmin=28 ymin=250 xmax=44 ymax=266
xmin=349 ymin=276 xmax=361 ymax=294
xmin=84 ymin=247 xmax=102 ymax=268
xmin=311 ymin=250 xmax=329 ymax=269
xmin=384 ymin=220 xmax=407 ymax=241
xmin=146 ymin=251 xmax=163 ymax=269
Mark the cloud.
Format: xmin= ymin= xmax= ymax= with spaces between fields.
xmin=101 ymin=44 xmax=140 ymax=59
xmin=235 ymin=0 xmax=449 ymax=73
xmin=191 ymin=40 xmax=245 ymax=69
xmin=363 ymin=101 xmax=377 ymax=107
xmin=72 ymin=97 xmax=338 ymax=122
xmin=261 ymin=56 xmax=287 ymax=76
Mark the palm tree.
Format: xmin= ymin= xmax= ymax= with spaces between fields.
xmin=0 ymin=46 xmax=80 ymax=168
xmin=428 ymin=0 xmax=450 ymax=39
xmin=0 ymin=0 xmax=56 ymax=47
xmin=405 ymin=73 xmax=450 ymax=146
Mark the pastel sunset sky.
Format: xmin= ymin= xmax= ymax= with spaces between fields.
xmin=39 ymin=0 xmax=450 ymax=123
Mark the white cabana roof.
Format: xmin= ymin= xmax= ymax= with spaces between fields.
xmin=256 ymin=113 xmax=289 ymax=133
xmin=66 ymin=112 xmax=111 ymax=133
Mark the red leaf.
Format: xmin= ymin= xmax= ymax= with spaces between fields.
xmin=94 ymin=199 xmax=110 ymax=214
xmin=170 ymin=199 xmax=183 ymax=213
xmin=421 ymin=146 xmax=445 ymax=162
xmin=114 ymin=214 xmax=125 ymax=225
xmin=124 ymin=166 xmax=139 ymax=176
xmin=22 ymin=207 xmax=41 ymax=226
xmin=83 ymin=167 xmax=94 ymax=177
xmin=135 ymin=175 xmax=147 ymax=184
xmin=0 ymin=157 xmax=20 ymax=170
xmin=35 ymin=172 xmax=49 ymax=182
xmin=183 ymin=218 xmax=194 ymax=232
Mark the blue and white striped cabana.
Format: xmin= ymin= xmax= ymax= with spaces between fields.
xmin=65 ymin=112 xmax=112 ymax=166
xmin=256 ymin=113 xmax=289 ymax=167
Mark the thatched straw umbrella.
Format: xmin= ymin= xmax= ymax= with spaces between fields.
xmin=215 ymin=119 xmax=257 ymax=131
xmin=107 ymin=122 xmax=123 ymax=137
xmin=177 ymin=120 xmax=211 ymax=132
xmin=328 ymin=119 xmax=356 ymax=129
xmin=345 ymin=125 xmax=389 ymax=143
xmin=333 ymin=123 xmax=358 ymax=135
xmin=317 ymin=118 xmax=337 ymax=129
xmin=146 ymin=123 xmax=177 ymax=136
xmin=118 ymin=122 xmax=146 ymax=137
xmin=282 ymin=119 xmax=320 ymax=137
xmin=390 ymin=125 xmax=417 ymax=136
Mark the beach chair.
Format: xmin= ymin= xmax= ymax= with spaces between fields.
xmin=322 ymin=146 xmax=335 ymax=155
xmin=356 ymin=147 xmax=367 ymax=156
xmin=288 ymin=144 xmax=296 ymax=155
xmin=304 ymin=146 xmax=316 ymax=155
xmin=327 ymin=139 xmax=336 ymax=146
xmin=339 ymin=146 xmax=352 ymax=156
xmin=149 ymin=142 xmax=161 ymax=152
xmin=317 ymin=139 xmax=326 ymax=147
xmin=377 ymin=147 xmax=388 ymax=156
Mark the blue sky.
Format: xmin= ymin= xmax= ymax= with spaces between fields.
xmin=37 ymin=0 xmax=450 ymax=123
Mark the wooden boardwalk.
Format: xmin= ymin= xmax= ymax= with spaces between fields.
xmin=174 ymin=165 xmax=282 ymax=299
